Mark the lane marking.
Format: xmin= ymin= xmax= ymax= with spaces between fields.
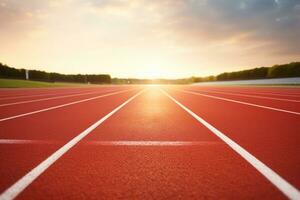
xmin=209 ymin=90 xmax=300 ymax=98
xmin=0 ymin=139 xmax=40 ymax=144
xmin=188 ymin=89 xmax=300 ymax=103
xmin=0 ymin=89 xmax=134 ymax=122
xmin=0 ymin=90 xmax=121 ymax=107
xmin=0 ymin=139 xmax=57 ymax=145
xmin=162 ymin=89 xmax=300 ymax=200
xmin=189 ymin=87 xmax=300 ymax=98
xmin=0 ymin=90 xmax=94 ymax=100
xmin=0 ymin=89 xmax=144 ymax=200
xmin=228 ymin=91 xmax=300 ymax=97
xmin=180 ymin=90 xmax=300 ymax=116
xmin=86 ymin=141 xmax=220 ymax=146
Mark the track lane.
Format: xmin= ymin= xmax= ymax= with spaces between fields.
xmin=163 ymin=89 xmax=299 ymax=199
xmin=180 ymin=89 xmax=300 ymax=114
xmin=0 ymin=88 xmax=141 ymax=194
xmin=0 ymin=87 xmax=99 ymax=98
xmin=13 ymin=88 xmax=286 ymax=199
xmin=187 ymin=88 xmax=300 ymax=102
xmin=0 ymin=89 xmax=101 ymax=104
xmin=0 ymin=89 xmax=122 ymax=107
xmin=0 ymin=89 xmax=139 ymax=140
xmin=166 ymin=87 xmax=300 ymax=190
xmin=0 ymin=88 xmax=134 ymax=120
xmin=0 ymin=86 xmax=131 ymax=104
xmin=188 ymin=86 xmax=300 ymax=99
xmin=193 ymin=88 xmax=300 ymax=100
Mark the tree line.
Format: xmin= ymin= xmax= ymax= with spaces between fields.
xmin=1 ymin=61 xmax=299 ymax=84
xmin=193 ymin=62 xmax=300 ymax=82
xmin=0 ymin=63 xmax=111 ymax=84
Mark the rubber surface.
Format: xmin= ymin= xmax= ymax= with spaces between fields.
xmin=0 ymin=85 xmax=299 ymax=199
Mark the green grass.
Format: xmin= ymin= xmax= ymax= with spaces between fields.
xmin=0 ymin=78 xmax=92 ymax=88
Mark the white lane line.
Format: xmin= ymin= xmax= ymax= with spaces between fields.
xmin=86 ymin=141 xmax=220 ymax=146
xmin=210 ymin=90 xmax=300 ymax=98
xmin=0 ymin=90 xmax=93 ymax=100
xmin=189 ymin=89 xmax=300 ymax=103
xmin=0 ymin=89 xmax=134 ymax=122
xmin=180 ymin=90 xmax=300 ymax=116
xmin=0 ymin=139 xmax=39 ymax=144
xmin=230 ymin=91 xmax=300 ymax=98
xmin=0 ymin=139 xmax=57 ymax=144
xmin=189 ymin=87 xmax=300 ymax=98
xmin=0 ymin=90 xmax=120 ymax=107
xmin=0 ymin=89 xmax=144 ymax=200
xmin=162 ymin=89 xmax=300 ymax=200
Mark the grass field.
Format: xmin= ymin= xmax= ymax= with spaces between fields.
xmin=0 ymin=78 xmax=91 ymax=88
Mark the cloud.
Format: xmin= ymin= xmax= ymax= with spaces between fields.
xmin=2 ymin=0 xmax=299 ymax=54
xmin=0 ymin=0 xmax=44 ymax=29
xmin=0 ymin=0 xmax=299 ymax=77
xmin=82 ymin=0 xmax=300 ymax=55
xmin=162 ymin=0 xmax=300 ymax=55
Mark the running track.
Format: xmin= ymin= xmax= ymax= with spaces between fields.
xmin=0 ymin=85 xmax=299 ymax=199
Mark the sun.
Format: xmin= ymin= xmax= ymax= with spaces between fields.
xmin=145 ymin=68 xmax=162 ymax=79
xmin=142 ymin=62 xmax=166 ymax=79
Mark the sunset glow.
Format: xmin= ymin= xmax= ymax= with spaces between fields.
xmin=0 ymin=0 xmax=299 ymax=78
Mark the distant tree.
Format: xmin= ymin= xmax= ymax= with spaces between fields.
xmin=267 ymin=62 xmax=300 ymax=78
xmin=0 ymin=63 xmax=26 ymax=79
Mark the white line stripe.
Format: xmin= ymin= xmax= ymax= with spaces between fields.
xmin=162 ymin=89 xmax=300 ymax=200
xmin=208 ymin=90 xmax=300 ymax=98
xmin=0 ymin=89 xmax=144 ymax=200
xmin=190 ymin=89 xmax=300 ymax=103
xmin=0 ymin=90 xmax=120 ymax=107
xmin=0 ymin=89 xmax=133 ymax=122
xmin=0 ymin=139 xmax=57 ymax=144
xmin=228 ymin=91 xmax=300 ymax=98
xmin=190 ymin=86 xmax=300 ymax=98
xmin=87 ymin=141 xmax=220 ymax=146
xmin=0 ymin=90 xmax=93 ymax=100
xmin=180 ymin=90 xmax=300 ymax=116
xmin=0 ymin=139 xmax=36 ymax=144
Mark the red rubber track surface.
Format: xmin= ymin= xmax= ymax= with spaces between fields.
xmin=0 ymin=87 xmax=134 ymax=119
xmin=0 ymin=87 xmax=139 ymax=192
xmin=0 ymin=85 xmax=299 ymax=199
xmin=166 ymin=86 xmax=300 ymax=188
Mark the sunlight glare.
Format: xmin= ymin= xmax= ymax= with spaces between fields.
xmin=139 ymin=61 xmax=168 ymax=79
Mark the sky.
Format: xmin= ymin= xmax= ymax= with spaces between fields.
xmin=0 ymin=0 xmax=300 ymax=79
